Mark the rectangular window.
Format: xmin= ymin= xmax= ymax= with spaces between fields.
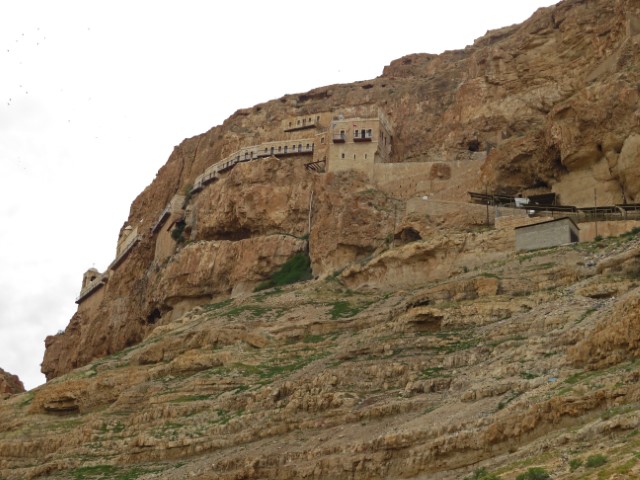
xmin=341 ymin=153 xmax=345 ymax=159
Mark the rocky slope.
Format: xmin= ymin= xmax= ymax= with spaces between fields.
xmin=3 ymin=231 xmax=640 ymax=479
xmin=41 ymin=0 xmax=640 ymax=380
xmin=3 ymin=0 xmax=640 ymax=478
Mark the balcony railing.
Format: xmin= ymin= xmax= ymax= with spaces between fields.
xmin=284 ymin=118 xmax=318 ymax=132
xmin=353 ymin=132 xmax=373 ymax=142
xmin=332 ymin=134 xmax=346 ymax=143
xmin=191 ymin=140 xmax=315 ymax=194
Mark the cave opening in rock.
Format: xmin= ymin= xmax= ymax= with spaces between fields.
xmin=146 ymin=308 xmax=161 ymax=325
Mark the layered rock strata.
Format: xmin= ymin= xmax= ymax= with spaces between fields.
xmin=44 ymin=0 xmax=640 ymax=387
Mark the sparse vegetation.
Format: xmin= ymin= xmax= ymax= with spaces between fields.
xmin=202 ymin=299 xmax=233 ymax=311
xmin=70 ymin=464 xmax=162 ymax=479
xmin=585 ymin=453 xmax=607 ymax=468
xmin=620 ymin=226 xmax=640 ymax=238
xmin=515 ymin=467 xmax=551 ymax=480
xmin=464 ymin=467 xmax=502 ymax=480
xmin=171 ymin=220 xmax=187 ymax=243
xmin=569 ymin=458 xmax=582 ymax=471
xmin=255 ymin=252 xmax=312 ymax=291
xmin=421 ymin=366 xmax=450 ymax=379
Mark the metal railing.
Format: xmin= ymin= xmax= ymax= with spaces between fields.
xmin=191 ymin=141 xmax=315 ymax=194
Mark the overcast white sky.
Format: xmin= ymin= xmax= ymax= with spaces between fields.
xmin=0 ymin=1 xmax=558 ymax=390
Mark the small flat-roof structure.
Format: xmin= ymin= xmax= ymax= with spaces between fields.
xmin=515 ymin=217 xmax=580 ymax=251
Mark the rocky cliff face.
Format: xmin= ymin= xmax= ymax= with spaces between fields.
xmin=0 ymin=369 xmax=24 ymax=397
xmin=18 ymin=1 xmax=640 ymax=477
xmin=43 ymin=0 xmax=640 ymax=380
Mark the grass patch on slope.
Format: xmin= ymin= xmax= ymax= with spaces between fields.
xmin=255 ymin=253 xmax=312 ymax=291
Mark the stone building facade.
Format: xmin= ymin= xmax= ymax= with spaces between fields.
xmin=515 ymin=217 xmax=580 ymax=251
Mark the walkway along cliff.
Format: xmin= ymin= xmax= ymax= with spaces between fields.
xmin=0 ymin=0 xmax=637 ymax=478
xmin=42 ymin=0 xmax=640 ymax=381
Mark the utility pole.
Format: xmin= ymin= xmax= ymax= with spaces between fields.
xmin=594 ymin=188 xmax=598 ymax=239
xmin=485 ymin=184 xmax=490 ymax=226
xmin=307 ymin=189 xmax=314 ymax=238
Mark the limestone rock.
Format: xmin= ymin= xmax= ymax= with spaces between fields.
xmin=27 ymin=8 xmax=640 ymax=480
xmin=0 ymin=368 xmax=24 ymax=396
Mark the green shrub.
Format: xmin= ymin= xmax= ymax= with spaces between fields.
xmin=515 ymin=467 xmax=551 ymax=480
xmin=171 ymin=220 xmax=186 ymax=243
xmin=464 ymin=467 xmax=501 ymax=480
xmin=255 ymin=253 xmax=312 ymax=291
xmin=569 ymin=458 xmax=582 ymax=471
xmin=585 ymin=454 xmax=607 ymax=468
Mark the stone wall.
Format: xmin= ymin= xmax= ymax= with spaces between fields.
xmin=76 ymin=283 xmax=106 ymax=316
xmin=578 ymin=219 xmax=640 ymax=241
xmin=372 ymin=159 xmax=483 ymax=200
xmin=406 ymin=197 xmax=496 ymax=225
xmin=154 ymin=219 xmax=179 ymax=263
xmin=515 ymin=218 xmax=579 ymax=251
